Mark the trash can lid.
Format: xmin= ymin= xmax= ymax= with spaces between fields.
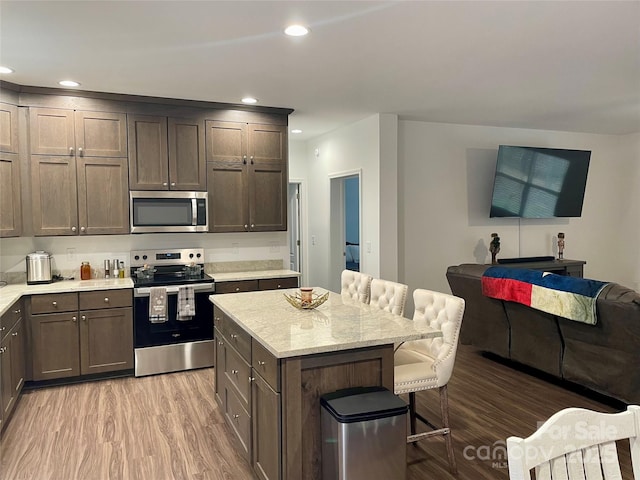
xmin=320 ymin=386 xmax=407 ymax=423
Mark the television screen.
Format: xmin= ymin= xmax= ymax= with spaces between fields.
xmin=489 ymin=145 xmax=591 ymax=218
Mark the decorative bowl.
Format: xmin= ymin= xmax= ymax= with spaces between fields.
xmin=284 ymin=291 xmax=329 ymax=310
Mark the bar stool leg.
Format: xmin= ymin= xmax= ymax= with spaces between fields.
xmin=440 ymin=385 xmax=457 ymax=474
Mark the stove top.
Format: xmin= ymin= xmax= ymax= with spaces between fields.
xmin=130 ymin=248 xmax=214 ymax=287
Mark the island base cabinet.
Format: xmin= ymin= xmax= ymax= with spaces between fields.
xmin=252 ymin=372 xmax=281 ymax=480
xmin=31 ymin=312 xmax=80 ymax=381
xmin=80 ymin=307 xmax=133 ymax=375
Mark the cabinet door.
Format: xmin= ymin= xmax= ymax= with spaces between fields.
xmin=214 ymin=328 xmax=226 ymax=409
xmin=79 ymin=307 xmax=133 ymax=375
xmin=0 ymin=335 xmax=14 ymax=422
xmin=74 ymin=111 xmax=127 ymax=157
xmin=31 ymin=312 xmax=80 ymax=381
xmin=9 ymin=318 xmax=25 ymax=398
xmin=207 ymin=160 xmax=249 ymax=232
xmin=0 ymin=103 xmax=19 ymax=153
xmin=128 ymin=115 xmax=168 ymax=190
xmin=252 ymin=372 xmax=281 ymax=480
xmin=168 ymin=117 xmax=206 ymax=190
xmin=247 ymin=124 xmax=287 ymax=232
xmin=77 ymin=157 xmax=129 ymax=234
xmin=0 ymin=153 xmax=22 ymax=237
xmin=205 ymin=120 xmax=247 ymax=163
xmin=29 ymin=108 xmax=75 ymax=156
xmin=30 ymin=156 xmax=79 ymax=236
xmin=248 ymin=161 xmax=287 ymax=231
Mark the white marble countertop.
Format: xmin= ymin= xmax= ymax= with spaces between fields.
xmin=0 ymin=278 xmax=134 ymax=316
xmin=210 ymin=288 xmax=442 ymax=359
xmin=212 ymin=269 xmax=301 ymax=282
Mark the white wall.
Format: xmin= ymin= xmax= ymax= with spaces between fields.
xmin=0 ymin=231 xmax=289 ymax=278
xmin=399 ymin=121 xmax=640 ymax=314
xmin=291 ymin=114 xmax=399 ymax=290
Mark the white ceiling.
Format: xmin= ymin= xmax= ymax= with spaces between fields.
xmin=1 ymin=1 xmax=639 ymax=139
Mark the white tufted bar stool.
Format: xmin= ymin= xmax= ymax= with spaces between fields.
xmin=340 ymin=270 xmax=373 ymax=304
xmin=394 ymin=288 xmax=465 ymax=474
xmin=369 ymin=279 xmax=408 ymax=316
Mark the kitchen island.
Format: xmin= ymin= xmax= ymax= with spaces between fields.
xmin=210 ymin=288 xmax=442 ymax=480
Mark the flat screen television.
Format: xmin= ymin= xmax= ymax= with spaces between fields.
xmin=489 ymin=145 xmax=591 ymax=218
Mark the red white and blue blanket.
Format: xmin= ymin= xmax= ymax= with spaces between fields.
xmin=481 ymin=267 xmax=609 ymax=325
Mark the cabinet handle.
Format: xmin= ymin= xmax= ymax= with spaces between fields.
xmin=69 ymin=147 xmax=74 ymax=155
xmin=231 ymin=369 xmax=238 ymax=375
xmin=235 ymin=287 xmax=240 ymax=292
xmin=249 ymin=376 xmax=254 ymax=382
xmin=243 ymin=155 xmax=247 ymax=164
xmin=12 ymin=331 xmax=18 ymax=337
xmin=104 ymin=297 xmax=109 ymax=303
xmin=13 ymin=309 xmax=20 ymax=314
xmin=72 ymin=316 xmax=77 ymax=322
xmin=258 ymin=360 xmax=266 ymax=366
xmin=230 ymin=334 xmax=238 ymax=339
xmin=52 ymin=301 xmax=58 ymax=307
xmin=251 ymin=224 xmax=255 ymax=229
xmin=80 ymin=226 xmax=86 ymax=233
xmin=250 ymin=156 xmax=254 ymax=164
xmin=0 ymin=326 xmax=5 ymax=332
xmin=233 ymin=414 xmax=240 ymax=420
xmin=244 ymin=224 xmax=248 ymax=230
xmin=277 ymin=284 xmax=282 ymax=289
xmin=82 ymin=315 xmax=87 ymax=322
xmin=163 ymin=182 xmax=168 ymax=186
xmin=71 ymin=226 xmax=77 ymax=232
xmin=0 ymin=347 xmax=5 ymax=354
xmin=218 ymin=341 xmax=224 ymax=346
xmin=78 ymin=147 xmax=83 ymax=156
xmin=170 ymin=182 xmax=176 ymax=187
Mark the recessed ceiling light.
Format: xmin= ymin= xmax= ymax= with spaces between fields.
xmin=0 ymin=66 xmax=14 ymax=74
xmin=284 ymin=25 xmax=309 ymax=37
xmin=291 ymin=129 xmax=303 ymax=134
xmin=241 ymin=97 xmax=258 ymax=104
xmin=59 ymin=80 xmax=81 ymax=87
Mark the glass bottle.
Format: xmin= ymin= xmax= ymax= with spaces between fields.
xmin=81 ymin=262 xmax=91 ymax=280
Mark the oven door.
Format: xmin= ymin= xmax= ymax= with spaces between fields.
xmin=133 ymin=283 xmax=214 ymax=348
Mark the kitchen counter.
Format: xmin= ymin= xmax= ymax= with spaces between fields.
xmin=211 ymin=269 xmax=300 ymax=282
xmin=211 ymin=287 xmax=440 ymax=358
xmin=0 ymin=278 xmax=134 ymax=316
xmin=211 ymin=288 xmax=441 ymax=480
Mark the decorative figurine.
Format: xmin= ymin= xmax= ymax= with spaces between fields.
xmin=489 ymin=232 xmax=501 ymax=265
xmin=557 ymin=232 xmax=565 ymax=260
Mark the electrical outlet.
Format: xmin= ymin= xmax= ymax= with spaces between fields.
xmin=232 ymin=243 xmax=239 ymax=254
xmin=312 ymin=235 xmax=316 ymax=246
xmin=269 ymin=242 xmax=279 ymax=253
xmin=67 ymin=248 xmax=76 ymax=261
xmin=366 ymin=241 xmax=372 ymax=253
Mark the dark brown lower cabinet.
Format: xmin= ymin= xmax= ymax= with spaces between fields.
xmin=252 ymin=372 xmax=281 ymax=480
xmin=29 ymin=290 xmax=133 ymax=381
xmin=1 ymin=311 xmax=26 ymax=432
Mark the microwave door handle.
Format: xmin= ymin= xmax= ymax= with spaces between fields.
xmin=192 ymin=198 xmax=198 ymax=226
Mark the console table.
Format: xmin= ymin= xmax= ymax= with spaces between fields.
xmin=497 ymin=259 xmax=586 ymax=277
xmin=210 ymin=288 xmax=442 ymax=480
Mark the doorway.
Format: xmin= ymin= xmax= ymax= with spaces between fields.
xmin=288 ymin=182 xmax=301 ymax=274
xmin=329 ymin=170 xmax=362 ymax=292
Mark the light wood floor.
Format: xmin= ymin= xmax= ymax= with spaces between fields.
xmin=0 ymin=345 xmax=633 ymax=480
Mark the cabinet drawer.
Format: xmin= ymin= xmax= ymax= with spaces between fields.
xmin=258 ymin=276 xmax=299 ymax=291
xmin=1 ymin=299 xmax=22 ymax=339
xmin=224 ymin=384 xmax=251 ymax=460
xmin=224 ymin=316 xmax=251 ymax=362
xmin=215 ymin=280 xmax=259 ymax=294
xmin=252 ymin=339 xmax=280 ymax=391
xmin=79 ymin=289 xmax=132 ymax=310
xmin=225 ymin=343 xmax=251 ymax=409
xmin=30 ymin=293 xmax=78 ymax=314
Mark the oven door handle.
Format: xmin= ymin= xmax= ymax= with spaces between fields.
xmin=134 ymin=283 xmax=215 ymax=297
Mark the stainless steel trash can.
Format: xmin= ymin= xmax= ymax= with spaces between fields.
xmin=320 ymin=386 xmax=408 ymax=480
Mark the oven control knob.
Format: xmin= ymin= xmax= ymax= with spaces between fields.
xmin=134 ymin=255 xmax=140 ymax=261
xmin=189 ymin=253 xmax=194 ymax=258
xmin=196 ymin=253 xmax=201 ymax=258
xmin=142 ymin=255 xmax=148 ymax=260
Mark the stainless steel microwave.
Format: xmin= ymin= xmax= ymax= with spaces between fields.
xmin=130 ymin=191 xmax=208 ymax=233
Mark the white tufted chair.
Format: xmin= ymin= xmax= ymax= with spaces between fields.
xmin=369 ymin=279 xmax=408 ymax=316
xmin=394 ymin=288 xmax=466 ymax=474
xmin=340 ymin=270 xmax=373 ymax=304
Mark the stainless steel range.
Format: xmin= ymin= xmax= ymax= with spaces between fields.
xmin=131 ymin=248 xmax=214 ymax=376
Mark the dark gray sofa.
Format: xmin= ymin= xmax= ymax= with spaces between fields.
xmin=446 ymin=264 xmax=640 ymax=404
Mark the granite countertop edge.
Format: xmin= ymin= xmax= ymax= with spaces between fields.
xmin=211 ymin=269 xmax=301 ymax=282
